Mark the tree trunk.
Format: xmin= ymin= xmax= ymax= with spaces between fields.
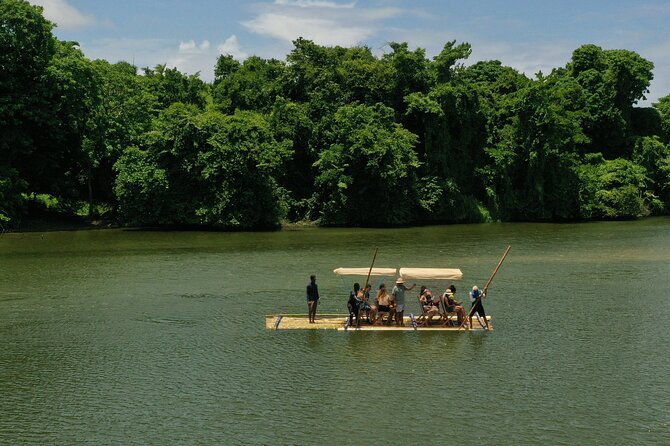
xmin=88 ymin=166 xmax=94 ymax=220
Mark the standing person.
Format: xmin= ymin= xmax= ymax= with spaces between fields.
xmin=391 ymin=277 xmax=416 ymax=326
xmin=469 ymin=285 xmax=490 ymax=330
xmin=306 ymin=275 xmax=320 ymax=323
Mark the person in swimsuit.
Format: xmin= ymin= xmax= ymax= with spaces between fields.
xmin=419 ymin=286 xmax=440 ymax=325
xmin=443 ymin=287 xmax=467 ymax=327
xmin=374 ymin=283 xmax=393 ymax=325
xmin=359 ymin=283 xmax=374 ymax=324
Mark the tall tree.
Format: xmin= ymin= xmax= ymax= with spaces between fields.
xmin=142 ymin=64 xmax=208 ymax=110
xmin=31 ymin=40 xmax=99 ymax=206
xmin=313 ymin=103 xmax=419 ymax=226
xmin=479 ymin=76 xmax=585 ymax=220
xmin=654 ymin=94 xmax=670 ymax=143
xmin=566 ymin=44 xmax=654 ymax=157
xmin=380 ymin=42 xmax=431 ymax=118
xmin=83 ymin=60 xmax=158 ymax=215
xmin=577 ymin=155 xmax=654 ymax=219
xmin=0 ymin=0 xmax=55 ymax=219
xmin=212 ymin=56 xmax=285 ymax=114
xmin=268 ymin=97 xmax=315 ymax=220
xmin=115 ymin=104 xmax=292 ymax=229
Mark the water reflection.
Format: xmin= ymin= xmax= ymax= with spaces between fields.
xmin=305 ymin=329 xmax=325 ymax=348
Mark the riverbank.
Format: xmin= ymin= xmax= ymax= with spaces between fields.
xmin=3 ymin=212 xmax=667 ymax=234
xmin=5 ymin=213 xmax=319 ymax=233
xmin=2 ymin=215 xmax=118 ymax=233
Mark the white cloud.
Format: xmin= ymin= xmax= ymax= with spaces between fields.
xmin=371 ymin=31 xmax=666 ymax=112
xmin=81 ymin=38 xmax=174 ymax=67
xmin=29 ymin=0 xmax=96 ymax=30
xmin=167 ymin=36 xmax=248 ymax=80
xmin=178 ymin=40 xmax=211 ymax=52
xmin=179 ymin=40 xmax=197 ymax=51
xmin=381 ymin=24 xmax=574 ymax=79
xmin=469 ymin=41 xmax=573 ymax=79
xmin=168 ymin=39 xmax=219 ymax=78
xmin=243 ymin=1 xmax=403 ymax=47
xmin=244 ymin=12 xmax=373 ymax=46
xmin=274 ymin=0 xmax=356 ymax=8
xmin=79 ymin=35 xmax=249 ymax=82
xmin=218 ymin=35 xmax=248 ymax=60
xmin=464 ymin=38 xmax=670 ymax=104
xmin=354 ymin=7 xmax=404 ymax=21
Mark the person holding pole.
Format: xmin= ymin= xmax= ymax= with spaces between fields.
xmin=458 ymin=245 xmax=512 ymax=331
xmin=306 ymin=274 xmax=320 ymax=323
xmin=469 ymin=285 xmax=490 ymax=330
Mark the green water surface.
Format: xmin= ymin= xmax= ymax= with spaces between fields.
xmin=1 ymin=219 xmax=669 ymax=445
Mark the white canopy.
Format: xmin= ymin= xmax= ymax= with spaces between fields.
xmin=333 ymin=267 xmax=397 ymax=277
xmin=398 ymin=268 xmax=463 ymax=280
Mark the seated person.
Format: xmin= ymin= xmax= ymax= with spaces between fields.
xmin=443 ymin=287 xmax=467 ymax=326
xmin=358 ymin=283 xmax=375 ymax=324
xmin=374 ymin=283 xmax=393 ymax=325
xmin=347 ymin=283 xmax=361 ymax=326
xmin=419 ymin=286 xmax=441 ymax=325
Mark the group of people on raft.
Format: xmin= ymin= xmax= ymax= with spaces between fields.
xmin=346 ymin=276 xmax=490 ymax=329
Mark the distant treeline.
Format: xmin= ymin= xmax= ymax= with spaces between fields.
xmin=2 ymin=0 xmax=670 ymax=230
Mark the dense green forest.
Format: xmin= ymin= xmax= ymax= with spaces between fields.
xmin=2 ymin=0 xmax=670 ymax=230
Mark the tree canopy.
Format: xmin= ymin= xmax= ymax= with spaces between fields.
xmin=2 ymin=0 xmax=669 ymax=229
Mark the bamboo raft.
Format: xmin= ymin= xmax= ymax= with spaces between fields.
xmin=277 ymin=246 xmax=509 ymax=333
xmin=266 ymin=314 xmax=492 ymax=331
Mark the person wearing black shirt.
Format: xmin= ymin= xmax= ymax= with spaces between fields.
xmin=347 ymin=283 xmax=361 ymax=327
xmin=306 ymin=275 xmax=320 ymax=323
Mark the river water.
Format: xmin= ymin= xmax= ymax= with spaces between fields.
xmin=1 ymin=219 xmax=669 ymax=445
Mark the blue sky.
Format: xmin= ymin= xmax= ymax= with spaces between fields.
xmin=30 ymin=0 xmax=670 ymax=104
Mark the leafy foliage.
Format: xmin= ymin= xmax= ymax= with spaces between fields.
xmin=654 ymin=94 xmax=670 ymax=142
xmin=0 ymin=0 xmax=55 ymax=187
xmin=213 ymin=56 xmax=285 ymax=114
xmin=2 ymin=3 xmax=670 ymax=229
xmin=313 ymin=104 xmax=419 ymax=226
xmin=114 ymin=104 xmax=291 ymax=229
xmin=577 ymin=155 xmax=654 ymax=219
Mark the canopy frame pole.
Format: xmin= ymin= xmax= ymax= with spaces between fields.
xmin=458 ymin=245 xmax=512 ymax=331
xmin=356 ymin=248 xmax=378 ymax=328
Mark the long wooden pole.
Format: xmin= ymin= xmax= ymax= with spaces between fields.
xmin=458 ymin=245 xmax=512 ymax=330
xmin=364 ymin=248 xmax=379 ymax=290
xmin=363 ymin=248 xmax=379 ymax=325
xmin=483 ymin=245 xmax=512 ymax=294
xmin=347 ymin=248 xmax=378 ymax=330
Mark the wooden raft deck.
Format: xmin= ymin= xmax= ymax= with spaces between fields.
xmin=266 ymin=314 xmax=492 ymax=331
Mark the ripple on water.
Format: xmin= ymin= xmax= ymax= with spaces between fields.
xmin=1 ymin=220 xmax=670 ymax=444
